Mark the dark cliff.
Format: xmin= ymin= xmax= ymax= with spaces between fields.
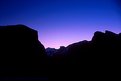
xmin=47 ymin=30 xmax=121 ymax=80
xmin=0 ymin=25 xmax=47 ymax=77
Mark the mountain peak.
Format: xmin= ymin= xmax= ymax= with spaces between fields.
xmin=0 ymin=24 xmax=36 ymax=32
xmin=105 ymin=30 xmax=117 ymax=36
xmin=91 ymin=31 xmax=105 ymax=41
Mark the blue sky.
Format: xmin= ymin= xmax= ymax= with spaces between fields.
xmin=0 ymin=0 xmax=121 ymax=48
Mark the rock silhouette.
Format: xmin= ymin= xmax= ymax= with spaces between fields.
xmin=0 ymin=24 xmax=120 ymax=80
xmin=46 ymin=47 xmax=57 ymax=56
xmin=47 ymin=30 xmax=121 ymax=80
xmin=0 ymin=25 xmax=47 ymax=79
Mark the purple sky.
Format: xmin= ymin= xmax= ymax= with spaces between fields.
xmin=0 ymin=0 xmax=121 ymax=48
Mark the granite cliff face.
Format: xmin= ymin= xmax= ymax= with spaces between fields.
xmin=0 ymin=25 xmax=47 ymax=77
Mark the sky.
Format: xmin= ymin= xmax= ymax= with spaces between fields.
xmin=0 ymin=0 xmax=121 ymax=48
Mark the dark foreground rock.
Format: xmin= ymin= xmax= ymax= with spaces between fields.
xmin=0 ymin=25 xmax=47 ymax=79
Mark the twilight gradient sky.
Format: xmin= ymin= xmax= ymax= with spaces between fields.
xmin=0 ymin=0 xmax=121 ymax=48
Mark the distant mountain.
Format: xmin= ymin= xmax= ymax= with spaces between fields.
xmin=46 ymin=47 xmax=57 ymax=56
xmin=46 ymin=46 xmax=67 ymax=56
xmin=48 ymin=30 xmax=121 ymax=80
xmin=47 ymin=30 xmax=121 ymax=63
xmin=0 ymin=25 xmax=47 ymax=77
xmin=48 ymin=30 xmax=121 ymax=58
